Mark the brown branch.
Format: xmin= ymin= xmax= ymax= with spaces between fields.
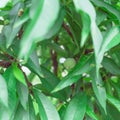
xmin=18 ymin=64 xmax=33 ymax=95
xmin=51 ymin=50 xmax=58 ymax=75
xmin=0 ymin=53 xmax=14 ymax=68
xmin=62 ymin=22 xmax=74 ymax=40
xmin=50 ymin=36 xmax=59 ymax=75
xmin=4 ymin=53 xmax=14 ymax=60
xmin=0 ymin=60 xmax=11 ymax=68
xmin=84 ymin=49 xmax=94 ymax=55
xmin=17 ymin=27 xmax=24 ymax=39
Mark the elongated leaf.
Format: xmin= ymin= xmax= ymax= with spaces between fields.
xmin=103 ymin=27 xmax=120 ymax=46
xmin=33 ymin=89 xmax=60 ymax=120
xmin=0 ymin=105 xmax=9 ymax=120
xmin=0 ymin=34 xmax=6 ymax=51
xmin=13 ymin=103 xmax=28 ymax=120
xmin=80 ymin=11 xmax=90 ymax=47
xmin=107 ymin=95 xmax=120 ymax=112
xmin=0 ymin=75 xmax=8 ymax=107
xmin=40 ymin=66 xmax=68 ymax=100
xmin=73 ymin=0 xmax=96 ymax=22
xmin=111 ymin=82 xmax=120 ymax=99
xmin=66 ymin=9 xmax=81 ymax=47
xmin=107 ymin=102 xmax=120 ymax=120
xmin=12 ymin=63 xmax=27 ymax=86
xmin=53 ymin=55 xmax=94 ymax=92
xmin=17 ymin=81 xmax=29 ymax=110
xmin=26 ymin=52 xmax=68 ymax=100
xmin=3 ymin=66 xmax=17 ymax=116
xmin=28 ymin=96 xmax=36 ymax=120
xmin=19 ymin=0 xmax=60 ymax=59
xmin=91 ymin=0 xmax=120 ymax=21
xmin=73 ymin=0 xmax=103 ymax=73
xmin=63 ymin=92 xmax=87 ymax=120
xmin=102 ymin=56 xmax=120 ymax=75
xmin=26 ymin=50 xmax=41 ymax=76
xmin=3 ymin=2 xmax=24 ymax=47
xmin=98 ymin=27 xmax=120 ymax=66
xmin=73 ymin=0 xmax=91 ymax=47
xmin=14 ymin=8 xmax=29 ymax=28
xmin=45 ymin=6 xmax=65 ymax=39
xmin=12 ymin=95 xmax=35 ymax=120
xmin=86 ymin=106 xmax=98 ymax=120
xmin=90 ymin=69 xmax=106 ymax=112
xmin=58 ymin=105 xmax=66 ymax=119
xmin=106 ymin=34 xmax=120 ymax=52
xmin=96 ymin=10 xmax=107 ymax=25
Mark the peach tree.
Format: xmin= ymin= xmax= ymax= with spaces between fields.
xmin=0 ymin=0 xmax=120 ymax=120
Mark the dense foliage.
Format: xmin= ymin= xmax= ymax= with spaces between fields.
xmin=1 ymin=0 xmax=120 ymax=120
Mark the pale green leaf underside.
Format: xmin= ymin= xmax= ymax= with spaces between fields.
xmin=90 ymin=70 xmax=106 ymax=112
xmin=63 ymin=93 xmax=87 ymax=120
xmin=107 ymin=95 xmax=120 ymax=112
xmin=34 ymin=89 xmax=60 ymax=120
xmin=73 ymin=0 xmax=103 ymax=73
xmin=0 ymin=75 xmax=8 ymax=107
xmin=19 ymin=0 xmax=60 ymax=59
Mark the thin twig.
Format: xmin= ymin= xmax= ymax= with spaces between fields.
xmin=50 ymin=36 xmax=59 ymax=75
xmin=0 ymin=60 xmax=11 ymax=68
xmin=17 ymin=27 xmax=24 ymax=39
xmin=62 ymin=22 xmax=74 ymax=40
xmin=18 ymin=64 xmax=33 ymax=95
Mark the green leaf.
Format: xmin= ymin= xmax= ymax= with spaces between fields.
xmin=58 ymin=105 xmax=66 ymax=119
xmin=73 ymin=0 xmax=96 ymax=24
xmin=98 ymin=27 xmax=120 ymax=66
xmin=12 ymin=63 xmax=27 ymax=86
xmin=104 ymin=27 xmax=120 ymax=46
xmin=111 ymin=82 xmax=120 ymax=99
xmin=96 ymin=10 xmax=107 ymax=25
xmin=3 ymin=2 xmax=24 ymax=47
xmin=106 ymin=33 xmax=120 ymax=52
xmin=53 ymin=55 xmax=94 ymax=92
xmin=13 ymin=103 xmax=26 ymax=120
xmin=44 ymin=6 xmax=65 ymax=39
xmin=0 ymin=105 xmax=9 ymax=120
xmin=73 ymin=0 xmax=103 ymax=73
xmin=40 ymin=66 xmax=68 ymax=101
xmin=0 ymin=75 xmax=8 ymax=107
xmin=86 ymin=106 xmax=98 ymax=120
xmin=90 ymin=69 xmax=106 ymax=112
xmin=19 ymin=0 xmax=60 ymax=59
xmin=12 ymin=95 xmax=35 ymax=120
xmin=102 ymin=56 xmax=120 ymax=75
xmin=25 ymin=52 xmax=42 ymax=77
xmin=28 ymin=96 xmax=36 ymax=120
xmin=80 ymin=11 xmax=90 ymax=47
xmin=33 ymin=89 xmax=60 ymax=120
xmin=3 ymin=66 xmax=17 ymax=116
xmin=0 ymin=34 xmax=6 ymax=51
xmin=66 ymin=7 xmax=82 ymax=48
xmin=91 ymin=0 xmax=120 ymax=22
xmin=17 ymin=81 xmax=29 ymax=110
xmin=14 ymin=8 xmax=30 ymax=28
xmin=73 ymin=1 xmax=91 ymax=47
xmin=107 ymin=95 xmax=120 ymax=112
xmin=26 ymin=52 xmax=68 ymax=100
xmin=107 ymin=101 xmax=120 ymax=120
xmin=63 ymin=92 xmax=87 ymax=120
